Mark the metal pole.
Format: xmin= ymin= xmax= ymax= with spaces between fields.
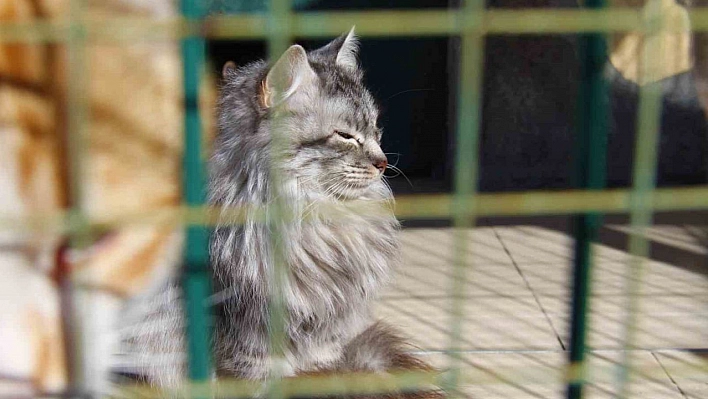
xmin=617 ymin=0 xmax=664 ymax=397
xmin=567 ymin=0 xmax=609 ymax=397
xmin=65 ymin=0 xmax=91 ymax=396
xmin=265 ymin=1 xmax=292 ymax=398
xmin=181 ymin=0 xmax=213 ymax=393
xmin=445 ymin=0 xmax=485 ymax=396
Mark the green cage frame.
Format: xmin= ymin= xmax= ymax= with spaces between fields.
xmin=1 ymin=0 xmax=706 ymax=398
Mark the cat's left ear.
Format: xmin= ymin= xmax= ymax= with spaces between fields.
xmin=314 ymin=27 xmax=359 ymax=70
xmin=335 ymin=27 xmax=359 ymax=70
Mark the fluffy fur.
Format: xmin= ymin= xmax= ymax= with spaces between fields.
xmin=211 ymin=29 xmax=399 ymax=379
xmin=118 ymin=31 xmax=440 ymax=397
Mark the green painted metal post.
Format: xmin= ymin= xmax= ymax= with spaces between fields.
xmin=65 ymin=0 xmax=90 ymax=394
xmin=446 ymin=0 xmax=485 ymax=396
xmin=181 ymin=0 xmax=213 ymax=390
xmin=617 ymin=1 xmax=664 ymax=397
xmin=567 ymin=0 xmax=608 ymax=398
xmin=265 ymin=2 xmax=292 ymax=398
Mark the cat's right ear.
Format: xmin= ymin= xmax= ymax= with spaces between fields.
xmin=261 ymin=45 xmax=317 ymax=109
xmin=222 ymin=61 xmax=236 ymax=78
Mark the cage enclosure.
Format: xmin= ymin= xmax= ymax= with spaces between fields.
xmin=0 ymin=0 xmax=706 ymax=398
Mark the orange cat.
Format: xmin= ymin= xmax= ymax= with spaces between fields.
xmin=0 ymin=0 xmax=213 ymax=395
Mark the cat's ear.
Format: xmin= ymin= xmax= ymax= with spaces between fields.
xmin=312 ymin=27 xmax=359 ymax=70
xmin=222 ymin=61 xmax=236 ymax=78
xmin=262 ymin=44 xmax=317 ymax=108
xmin=335 ymin=27 xmax=359 ymax=70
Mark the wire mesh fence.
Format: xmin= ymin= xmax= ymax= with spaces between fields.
xmin=0 ymin=0 xmax=707 ymax=398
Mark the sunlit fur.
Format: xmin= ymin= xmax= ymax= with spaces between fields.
xmin=210 ymin=30 xmax=400 ymax=380
xmin=118 ymin=32 xmax=440 ymax=390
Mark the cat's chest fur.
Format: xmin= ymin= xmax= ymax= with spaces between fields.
xmin=212 ymin=195 xmax=400 ymax=377
xmin=285 ymin=203 xmax=399 ymax=314
xmin=283 ymin=206 xmax=399 ymax=369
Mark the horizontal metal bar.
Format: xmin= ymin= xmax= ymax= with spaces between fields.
xmin=395 ymin=186 xmax=708 ymax=218
xmin=120 ymin=369 xmax=444 ymax=398
xmin=2 ymin=8 xmax=708 ymax=43
xmin=115 ymin=359 xmax=708 ymax=398
xmin=1 ymin=186 xmax=706 ymax=234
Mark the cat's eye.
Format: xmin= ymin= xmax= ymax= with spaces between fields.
xmin=335 ymin=130 xmax=355 ymax=141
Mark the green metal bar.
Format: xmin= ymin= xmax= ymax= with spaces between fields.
xmin=123 ymin=370 xmax=445 ymax=398
xmin=65 ymin=3 xmax=90 ymax=248
xmin=118 ymin=357 xmax=708 ymax=398
xmin=1 ymin=186 xmax=707 ymax=235
xmin=266 ymin=1 xmax=292 ymax=398
xmin=65 ymin=0 xmax=90 ymax=394
xmin=181 ymin=0 xmax=213 ymax=392
xmin=617 ymin=0 xmax=665 ymax=397
xmin=446 ymin=0 xmax=485 ymax=396
xmin=5 ymin=9 xmax=708 ymax=43
xmin=567 ymin=0 xmax=609 ymax=397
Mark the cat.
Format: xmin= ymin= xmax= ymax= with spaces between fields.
xmin=120 ymin=29 xmax=441 ymax=397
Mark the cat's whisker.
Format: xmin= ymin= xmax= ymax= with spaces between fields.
xmin=297 ymin=174 xmax=323 ymax=189
xmin=327 ymin=178 xmax=349 ymax=199
xmin=297 ymin=174 xmax=346 ymax=224
xmin=383 ymin=153 xmax=402 ymax=168
xmin=384 ymin=169 xmax=401 ymax=178
xmin=319 ymin=175 xmax=344 ymax=198
xmin=341 ymin=181 xmax=358 ymax=199
xmin=381 ymin=176 xmax=394 ymax=195
xmin=325 ymin=174 xmax=349 ymax=195
xmin=386 ymin=165 xmax=414 ymax=187
xmin=384 ymin=88 xmax=434 ymax=102
xmin=300 ymin=196 xmax=325 ymax=224
xmin=334 ymin=179 xmax=355 ymax=200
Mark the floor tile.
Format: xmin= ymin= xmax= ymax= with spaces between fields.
xmin=493 ymin=226 xmax=572 ymax=264
xmin=494 ymin=226 xmax=632 ymax=264
xmin=654 ymin=349 xmax=708 ymax=399
xmin=539 ymin=294 xmax=708 ymax=349
xmin=374 ymin=296 xmax=561 ymax=351
xmin=377 ymin=225 xmax=705 ymax=398
xmin=608 ymin=225 xmax=708 ymax=255
xmin=583 ymin=350 xmax=684 ymax=399
xmin=457 ymin=351 xmax=565 ymax=399
xmin=418 ymin=351 xmax=682 ymax=399
xmin=385 ymin=258 xmax=531 ymax=299
xmin=517 ymin=259 xmax=708 ymax=296
xmin=394 ymin=227 xmax=528 ymax=298
xmin=401 ymin=228 xmax=513 ymax=266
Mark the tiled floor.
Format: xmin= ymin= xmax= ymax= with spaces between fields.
xmin=375 ymin=226 xmax=708 ymax=398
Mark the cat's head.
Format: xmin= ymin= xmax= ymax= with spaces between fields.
xmin=258 ymin=29 xmax=388 ymax=200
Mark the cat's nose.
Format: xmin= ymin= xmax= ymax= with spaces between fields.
xmin=373 ymin=157 xmax=388 ymax=173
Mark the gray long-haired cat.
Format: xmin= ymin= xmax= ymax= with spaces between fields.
xmin=121 ymin=29 xmax=440 ymax=396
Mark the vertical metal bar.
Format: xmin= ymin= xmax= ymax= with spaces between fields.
xmin=566 ymin=0 xmax=609 ymax=397
xmin=446 ymin=0 xmax=485 ymax=396
xmin=268 ymin=0 xmax=292 ymax=59
xmin=266 ymin=1 xmax=292 ymax=397
xmin=617 ymin=0 xmax=664 ymax=397
xmin=65 ymin=0 xmax=90 ymax=395
xmin=181 ymin=0 xmax=213 ymax=391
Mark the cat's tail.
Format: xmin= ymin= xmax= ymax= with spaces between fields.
xmin=295 ymin=321 xmax=446 ymax=399
xmin=341 ymin=321 xmax=435 ymax=374
xmin=110 ymin=282 xmax=187 ymax=391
